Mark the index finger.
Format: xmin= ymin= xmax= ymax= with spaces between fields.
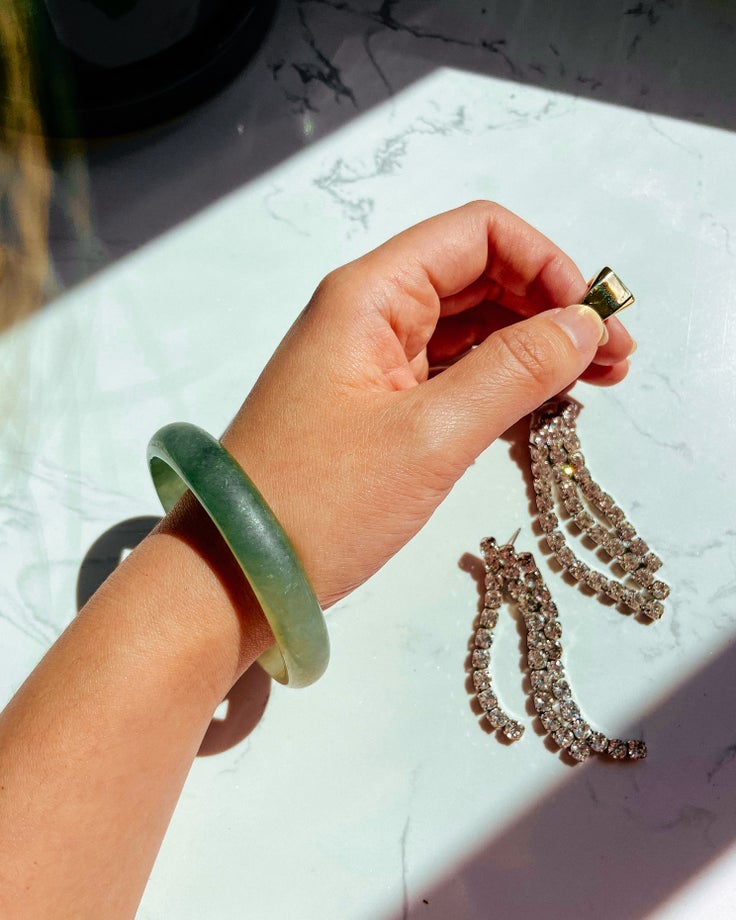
xmin=362 ymin=199 xmax=588 ymax=315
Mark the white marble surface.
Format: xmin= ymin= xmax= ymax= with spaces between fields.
xmin=4 ymin=2 xmax=736 ymax=918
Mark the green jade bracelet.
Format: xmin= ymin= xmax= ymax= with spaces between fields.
xmin=147 ymin=423 xmax=329 ymax=688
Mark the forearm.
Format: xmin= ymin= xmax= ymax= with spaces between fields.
xmin=0 ymin=494 xmax=273 ymax=919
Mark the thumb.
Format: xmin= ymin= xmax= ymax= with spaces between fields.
xmin=418 ymin=305 xmax=605 ymax=466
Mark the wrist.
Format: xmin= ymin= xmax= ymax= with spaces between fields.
xmin=147 ymin=490 xmax=276 ymax=691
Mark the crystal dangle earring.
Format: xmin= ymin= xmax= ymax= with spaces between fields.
xmin=472 ymin=535 xmax=648 ymax=762
xmin=529 ymin=268 xmax=670 ymax=619
xmin=469 ymin=269 xmax=668 ymax=761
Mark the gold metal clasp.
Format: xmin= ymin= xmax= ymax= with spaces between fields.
xmin=583 ymin=267 xmax=635 ymax=321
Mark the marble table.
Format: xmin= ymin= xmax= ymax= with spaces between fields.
xmin=3 ymin=2 xmax=736 ymax=917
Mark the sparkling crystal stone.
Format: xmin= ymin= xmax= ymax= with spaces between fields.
xmin=632 ymin=568 xmax=654 ymax=589
xmin=506 ymin=579 xmax=522 ymax=600
xmin=651 ymin=580 xmax=670 ymax=600
xmin=581 ymin=480 xmax=601 ymax=500
xmin=499 ymin=545 xmax=516 ymax=565
xmin=640 ymin=600 xmax=664 ymax=621
xmin=533 ymin=478 xmax=550 ymax=495
xmin=596 ymin=492 xmax=614 ymax=512
xmin=644 ymin=552 xmax=663 ymax=572
xmin=546 ymin=530 xmax=566 ymax=552
xmin=544 ymin=639 xmax=563 ymax=661
xmin=556 ymin=547 xmax=575 ymax=568
xmin=479 ymin=607 xmax=499 ymax=629
xmin=574 ymin=511 xmax=594 ymax=531
xmin=536 ymin=493 xmax=554 ymax=512
xmin=472 ymin=649 xmax=490 ymax=669
xmin=484 ymin=588 xmax=502 ymax=608
xmin=529 ymin=445 xmax=548 ymax=461
xmin=473 ymin=669 xmax=491 ymax=691
xmin=525 ymin=612 xmax=546 ymax=632
xmin=588 ymin=732 xmax=608 ymax=753
xmin=527 ymin=632 xmax=545 ymax=650
xmin=616 ymin=521 xmax=636 ymax=541
xmin=549 ymin=445 xmax=566 ymax=464
xmin=568 ymin=559 xmax=589 ymax=581
xmin=585 ymin=570 xmax=608 ymax=593
xmin=546 ymin=660 xmax=564 ymax=678
xmin=475 ymin=628 xmax=493 ymax=649
xmin=541 ymin=600 xmax=558 ymax=618
xmin=516 ymin=552 xmax=536 ymax=575
xmin=573 ymin=463 xmax=591 ymax=483
xmin=552 ymin=679 xmax=572 ymax=700
xmin=486 ymin=707 xmax=508 ymax=729
xmin=535 ymin=586 xmax=552 ymax=606
xmin=607 ymin=739 xmax=628 ymax=760
xmin=627 ymin=740 xmax=647 ymax=760
xmin=503 ymin=720 xmax=524 ymax=741
xmin=530 ymin=670 xmax=552 ymax=690
xmin=557 ymin=479 xmax=575 ymax=499
xmin=603 ymin=536 xmax=626 ymax=557
xmin=564 ymin=495 xmax=583 ymax=515
xmin=606 ymin=505 xmax=626 ymax=525
xmin=539 ymin=511 xmax=558 ymax=533
xmin=620 ymin=588 xmax=641 ymax=610
xmin=619 ymin=553 xmax=640 ymax=573
xmin=477 ymin=688 xmax=498 ymax=710
xmin=563 ymin=433 xmax=581 ymax=452
xmin=533 ymin=691 xmax=555 ymax=712
xmin=485 ymin=571 xmax=501 ymax=589
xmin=605 ymin=582 xmax=625 ymax=603
xmin=479 ymin=536 xmax=498 ymax=557
xmin=530 ymin=461 xmax=547 ymax=479
xmin=571 ymin=718 xmax=592 ymax=740
xmin=560 ymin=700 xmax=580 ymax=722
xmin=562 ymin=402 xmax=579 ymax=423
xmin=540 ymin=711 xmax=560 ymax=732
xmin=544 ymin=620 xmax=562 ymax=640
xmin=528 ymin=649 xmax=548 ymax=670
xmin=587 ymin=524 xmax=607 ymax=544
xmin=553 ymin=727 xmax=575 ymax=749
xmin=569 ymin=740 xmax=591 ymax=762
xmin=628 ymin=537 xmax=649 ymax=557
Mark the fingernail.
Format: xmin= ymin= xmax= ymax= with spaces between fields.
xmin=550 ymin=304 xmax=607 ymax=350
xmin=628 ymin=339 xmax=638 ymax=356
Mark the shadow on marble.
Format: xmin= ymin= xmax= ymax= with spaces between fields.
xmin=385 ymin=634 xmax=736 ymax=920
xmin=198 ymin=662 xmax=271 ymax=757
xmin=76 ymin=515 xmax=271 ymax=753
xmin=76 ymin=515 xmax=161 ymax=609
xmin=50 ymin=0 xmax=736 ymax=287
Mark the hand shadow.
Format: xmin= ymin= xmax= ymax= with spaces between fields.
xmin=76 ymin=515 xmax=270 ymax=755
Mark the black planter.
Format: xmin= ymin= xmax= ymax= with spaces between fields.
xmin=31 ymin=0 xmax=278 ymax=137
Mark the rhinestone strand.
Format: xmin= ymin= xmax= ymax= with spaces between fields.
xmin=471 ymin=537 xmax=525 ymax=742
xmin=472 ymin=537 xmax=646 ymax=762
xmin=529 ymin=398 xmax=670 ymax=620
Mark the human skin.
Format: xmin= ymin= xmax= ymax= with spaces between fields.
xmin=0 ymin=202 xmax=633 ymax=918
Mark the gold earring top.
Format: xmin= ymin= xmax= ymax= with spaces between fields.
xmin=583 ymin=267 xmax=635 ymax=320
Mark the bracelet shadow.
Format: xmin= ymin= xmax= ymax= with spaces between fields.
xmin=75 ymin=515 xmax=271 ymax=756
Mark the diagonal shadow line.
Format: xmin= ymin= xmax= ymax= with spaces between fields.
xmin=385 ymin=634 xmax=736 ymax=919
xmin=49 ymin=0 xmax=736 ymax=290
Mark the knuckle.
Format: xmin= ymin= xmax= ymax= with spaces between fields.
xmin=493 ymin=323 xmax=556 ymax=391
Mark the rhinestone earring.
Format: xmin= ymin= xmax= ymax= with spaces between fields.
xmin=469 ymin=268 xmax=668 ymax=760
xmin=529 ymin=397 xmax=670 ymax=619
xmin=473 ymin=535 xmax=649 ymax=762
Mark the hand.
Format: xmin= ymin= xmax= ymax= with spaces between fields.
xmin=222 ymin=201 xmax=634 ymax=607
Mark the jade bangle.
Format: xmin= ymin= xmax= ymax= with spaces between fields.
xmin=147 ymin=423 xmax=329 ymax=688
